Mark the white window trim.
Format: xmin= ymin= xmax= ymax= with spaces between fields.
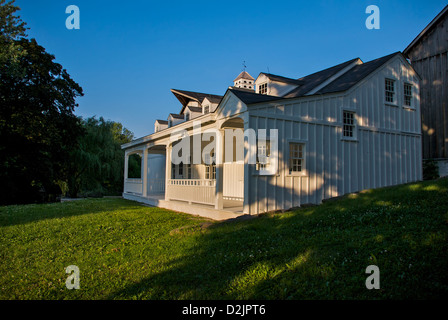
xmin=341 ymin=108 xmax=358 ymax=142
xmin=286 ymin=139 xmax=307 ymax=177
xmin=204 ymin=152 xmax=216 ymax=180
xmin=403 ymin=82 xmax=415 ymax=110
xmin=259 ymin=82 xmax=268 ymax=95
xmin=384 ymin=78 xmax=398 ymax=106
xmin=253 ymin=132 xmax=278 ymax=176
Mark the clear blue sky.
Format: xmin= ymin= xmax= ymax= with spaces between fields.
xmin=15 ymin=0 xmax=447 ymax=138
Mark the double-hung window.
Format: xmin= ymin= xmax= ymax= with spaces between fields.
xmin=385 ymin=78 xmax=396 ymax=103
xmin=205 ymin=163 xmax=216 ymax=180
xmin=204 ymin=153 xmax=216 ymax=180
xmin=343 ymin=111 xmax=355 ymax=138
xmin=289 ymin=143 xmax=304 ymax=174
xmin=256 ymin=140 xmax=271 ymax=171
xmin=404 ymin=83 xmax=413 ymax=107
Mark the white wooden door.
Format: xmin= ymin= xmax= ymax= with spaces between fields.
xmin=223 ymin=162 xmax=244 ymax=200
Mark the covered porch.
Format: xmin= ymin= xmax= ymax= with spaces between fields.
xmin=122 ymin=117 xmax=247 ymax=220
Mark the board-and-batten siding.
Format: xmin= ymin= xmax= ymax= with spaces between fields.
xmin=405 ymin=10 xmax=448 ymax=159
xmin=410 ymin=52 xmax=448 ymax=159
xmin=245 ymin=58 xmax=422 ymax=214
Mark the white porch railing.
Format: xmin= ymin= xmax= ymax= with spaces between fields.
xmin=148 ymin=178 xmax=165 ymax=194
xmin=166 ymin=179 xmax=216 ymax=205
xmin=124 ymin=179 xmax=143 ymax=194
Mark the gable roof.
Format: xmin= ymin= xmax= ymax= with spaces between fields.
xmin=229 ymin=88 xmax=284 ymax=105
xmin=171 ymin=89 xmax=223 ymax=114
xmin=234 ymin=71 xmax=254 ymax=82
xmin=316 ymin=52 xmax=402 ymax=95
xmin=202 ymin=95 xmax=223 ymax=104
xmin=283 ymin=58 xmax=360 ymax=98
xmin=258 ymin=73 xmax=305 ymax=85
xmin=186 ymin=106 xmax=202 ymax=113
xmin=404 ymin=5 xmax=448 ymax=55
xmin=169 ymin=113 xmax=184 ymax=119
xmin=155 ymin=119 xmax=168 ymax=124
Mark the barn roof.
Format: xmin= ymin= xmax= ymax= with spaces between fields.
xmin=258 ymin=73 xmax=305 ymax=85
xmin=315 ymin=52 xmax=401 ymax=95
xmin=283 ymin=58 xmax=360 ymax=98
xmin=230 ymin=52 xmax=404 ymax=105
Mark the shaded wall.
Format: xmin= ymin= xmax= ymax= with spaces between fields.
xmin=405 ymin=12 xmax=448 ymax=159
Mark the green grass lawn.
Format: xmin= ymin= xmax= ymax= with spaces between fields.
xmin=1 ymin=179 xmax=448 ymax=300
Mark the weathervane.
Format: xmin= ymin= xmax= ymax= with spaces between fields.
xmin=242 ymin=60 xmax=247 ymax=72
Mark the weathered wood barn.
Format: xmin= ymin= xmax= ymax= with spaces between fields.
xmin=404 ymin=5 xmax=448 ymax=176
xmin=122 ymin=52 xmax=422 ymax=219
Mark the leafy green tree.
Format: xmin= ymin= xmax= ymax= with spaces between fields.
xmin=67 ymin=117 xmax=134 ymax=198
xmin=127 ymin=154 xmax=142 ymax=179
xmin=0 ymin=0 xmax=27 ymax=76
xmin=0 ymin=0 xmax=26 ymax=38
xmin=0 ymin=1 xmax=84 ymax=204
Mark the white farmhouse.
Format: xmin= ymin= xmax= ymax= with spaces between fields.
xmin=122 ymin=52 xmax=422 ymax=219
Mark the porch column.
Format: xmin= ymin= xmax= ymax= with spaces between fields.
xmin=215 ymin=129 xmax=224 ymax=210
xmin=165 ymin=144 xmax=171 ymax=201
xmin=123 ymin=151 xmax=130 ymax=194
xmin=124 ymin=151 xmax=129 ymax=181
xmin=243 ymin=113 xmax=250 ymax=214
xmin=141 ymin=146 xmax=148 ymax=197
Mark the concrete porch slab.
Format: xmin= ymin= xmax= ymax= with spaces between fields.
xmin=122 ymin=193 xmax=247 ymax=221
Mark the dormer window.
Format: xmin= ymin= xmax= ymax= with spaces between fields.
xmin=185 ymin=112 xmax=190 ymax=121
xmin=168 ymin=119 xmax=172 ymax=127
xmin=204 ymin=105 xmax=210 ymax=114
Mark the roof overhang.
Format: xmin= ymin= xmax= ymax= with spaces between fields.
xmin=255 ymin=72 xmax=305 ymax=86
xmin=171 ymin=89 xmax=200 ymax=113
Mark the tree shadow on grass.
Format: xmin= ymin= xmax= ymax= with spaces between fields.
xmin=108 ymin=179 xmax=448 ymax=300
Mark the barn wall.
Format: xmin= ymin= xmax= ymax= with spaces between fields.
xmin=406 ymin=12 xmax=448 ymax=159
xmin=245 ymin=56 xmax=422 ymax=214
